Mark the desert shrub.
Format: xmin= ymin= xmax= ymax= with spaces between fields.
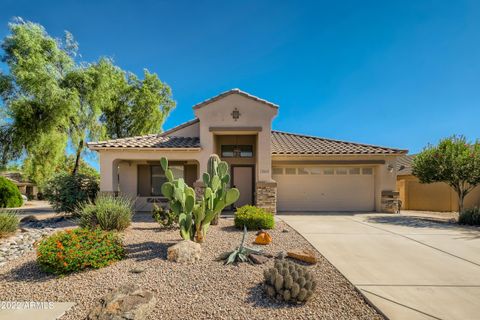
xmin=234 ymin=205 xmax=275 ymax=230
xmin=43 ymin=172 xmax=99 ymax=215
xmin=0 ymin=210 xmax=19 ymax=237
xmin=0 ymin=177 xmax=23 ymax=208
xmin=152 ymin=204 xmax=177 ymax=228
xmin=36 ymin=228 xmax=125 ymax=274
xmin=79 ymin=194 xmax=134 ymax=231
xmin=459 ymin=207 xmax=480 ymax=226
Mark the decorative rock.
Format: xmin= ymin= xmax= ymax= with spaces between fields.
xmin=88 ymin=284 xmax=156 ymax=320
xmin=20 ymin=215 xmax=38 ymax=223
xmin=249 ymin=253 xmax=269 ymax=264
xmin=254 ymin=231 xmax=272 ymax=245
xmin=130 ymin=267 xmax=146 ymax=274
xmin=282 ymin=229 xmax=290 ymax=233
xmin=167 ymin=240 xmax=201 ymax=263
xmin=287 ymin=249 xmax=317 ymax=264
xmin=0 ymin=225 xmax=56 ymax=265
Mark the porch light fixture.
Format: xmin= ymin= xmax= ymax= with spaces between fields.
xmin=387 ymin=164 xmax=394 ymax=173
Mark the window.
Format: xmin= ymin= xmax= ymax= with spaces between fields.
xmin=221 ymin=145 xmax=234 ymax=157
xmin=336 ymin=167 xmax=348 ymax=175
xmin=298 ymin=167 xmax=309 ymax=175
xmin=349 ymin=168 xmax=360 ymax=175
xmin=151 ymin=165 xmax=184 ymax=196
xmin=323 ymin=167 xmax=334 ymax=175
xmin=362 ymin=168 xmax=373 ymax=175
xmin=221 ymin=145 xmax=253 ymax=158
xmin=285 ymin=168 xmax=296 ymax=175
xmin=272 ymin=167 xmax=283 ymax=175
xmin=151 ymin=166 xmax=166 ymax=196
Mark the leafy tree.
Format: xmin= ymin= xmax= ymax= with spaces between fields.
xmin=55 ymin=155 xmax=99 ymax=178
xmin=412 ymin=136 xmax=480 ymax=213
xmin=0 ymin=19 xmax=74 ymax=182
xmin=0 ymin=19 xmax=174 ymax=182
xmin=100 ymin=63 xmax=175 ymax=139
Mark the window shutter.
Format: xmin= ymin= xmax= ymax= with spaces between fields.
xmin=137 ymin=165 xmax=151 ymax=196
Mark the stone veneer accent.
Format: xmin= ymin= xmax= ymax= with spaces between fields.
xmin=255 ymin=181 xmax=277 ymax=214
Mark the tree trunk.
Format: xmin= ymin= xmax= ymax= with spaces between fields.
xmin=72 ymin=139 xmax=84 ymax=176
xmin=458 ymin=197 xmax=464 ymax=214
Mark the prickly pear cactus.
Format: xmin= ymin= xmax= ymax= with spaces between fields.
xmin=160 ymin=157 xmax=196 ymax=240
xmin=199 ymin=154 xmax=239 ymax=231
xmin=160 ymin=155 xmax=240 ymax=243
xmin=263 ymin=259 xmax=317 ymax=304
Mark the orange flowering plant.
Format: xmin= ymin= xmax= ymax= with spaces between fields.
xmin=36 ymin=228 xmax=125 ymax=274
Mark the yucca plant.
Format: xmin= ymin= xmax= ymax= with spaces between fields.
xmin=219 ymin=226 xmax=262 ymax=265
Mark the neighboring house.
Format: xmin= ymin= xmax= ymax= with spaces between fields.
xmin=88 ymin=89 xmax=407 ymax=213
xmin=396 ymin=155 xmax=480 ymax=211
xmin=0 ymin=172 xmax=38 ymax=198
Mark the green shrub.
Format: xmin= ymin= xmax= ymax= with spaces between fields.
xmin=459 ymin=207 xmax=480 ymax=226
xmin=0 ymin=177 xmax=23 ymax=208
xmin=234 ymin=205 xmax=275 ymax=230
xmin=43 ymin=172 xmax=99 ymax=215
xmin=152 ymin=204 xmax=177 ymax=228
xmin=0 ymin=210 xmax=19 ymax=237
xmin=36 ymin=228 xmax=125 ymax=274
xmin=79 ymin=194 xmax=134 ymax=231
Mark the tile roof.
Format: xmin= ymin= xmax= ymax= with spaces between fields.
xmin=87 ymin=135 xmax=200 ymax=149
xmin=88 ymin=121 xmax=407 ymax=155
xmin=396 ymin=154 xmax=415 ymax=175
xmin=271 ymin=131 xmax=407 ymax=155
xmin=192 ymin=88 xmax=279 ymax=110
xmin=160 ymin=118 xmax=199 ymax=137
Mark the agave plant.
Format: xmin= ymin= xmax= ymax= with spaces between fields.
xmin=221 ymin=226 xmax=262 ymax=265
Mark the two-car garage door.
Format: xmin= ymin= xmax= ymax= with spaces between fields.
xmin=273 ymin=166 xmax=375 ymax=212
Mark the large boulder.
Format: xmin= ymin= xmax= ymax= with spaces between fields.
xmin=167 ymin=240 xmax=201 ymax=263
xmin=88 ymin=284 xmax=155 ymax=320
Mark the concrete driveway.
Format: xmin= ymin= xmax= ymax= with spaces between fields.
xmin=278 ymin=213 xmax=480 ymax=320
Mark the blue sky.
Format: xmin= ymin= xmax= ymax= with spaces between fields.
xmin=1 ymin=0 xmax=480 ymax=164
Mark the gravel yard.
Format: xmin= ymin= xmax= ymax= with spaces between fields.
xmin=0 ymin=215 xmax=383 ymax=319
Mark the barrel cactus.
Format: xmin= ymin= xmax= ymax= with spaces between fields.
xmin=263 ymin=259 xmax=317 ymax=304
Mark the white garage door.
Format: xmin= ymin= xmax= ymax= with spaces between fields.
xmin=273 ymin=166 xmax=375 ymax=212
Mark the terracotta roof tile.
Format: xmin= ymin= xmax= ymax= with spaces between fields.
xmin=87 ymin=135 xmax=200 ymax=149
xmin=397 ymin=154 xmax=415 ymax=175
xmin=192 ymin=88 xmax=278 ymax=109
xmin=271 ymin=131 xmax=407 ymax=155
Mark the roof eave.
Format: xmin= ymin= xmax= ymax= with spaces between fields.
xmin=271 ymin=151 xmax=407 ymax=157
xmin=192 ymin=89 xmax=279 ymax=110
xmin=88 ymin=147 xmax=202 ymax=152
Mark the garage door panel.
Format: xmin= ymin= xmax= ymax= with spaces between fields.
xmin=274 ymin=168 xmax=374 ymax=212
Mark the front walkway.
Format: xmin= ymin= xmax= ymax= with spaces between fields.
xmin=278 ymin=213 xmax=480 ymax=320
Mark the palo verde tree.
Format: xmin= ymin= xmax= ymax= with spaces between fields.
xmin=412 ymin=135 xmax=480 ymax=213
xmin=0 ymin=18 xmax=175 ymax=184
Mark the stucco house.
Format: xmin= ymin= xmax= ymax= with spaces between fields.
xmin=88 ymin=89 xmax=407 ymax=213
xmin=396 ymin=155 xmax=480 ymax=212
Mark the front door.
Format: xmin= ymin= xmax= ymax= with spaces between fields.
xmin=232 ymin=166 xmax=254 ymax=208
